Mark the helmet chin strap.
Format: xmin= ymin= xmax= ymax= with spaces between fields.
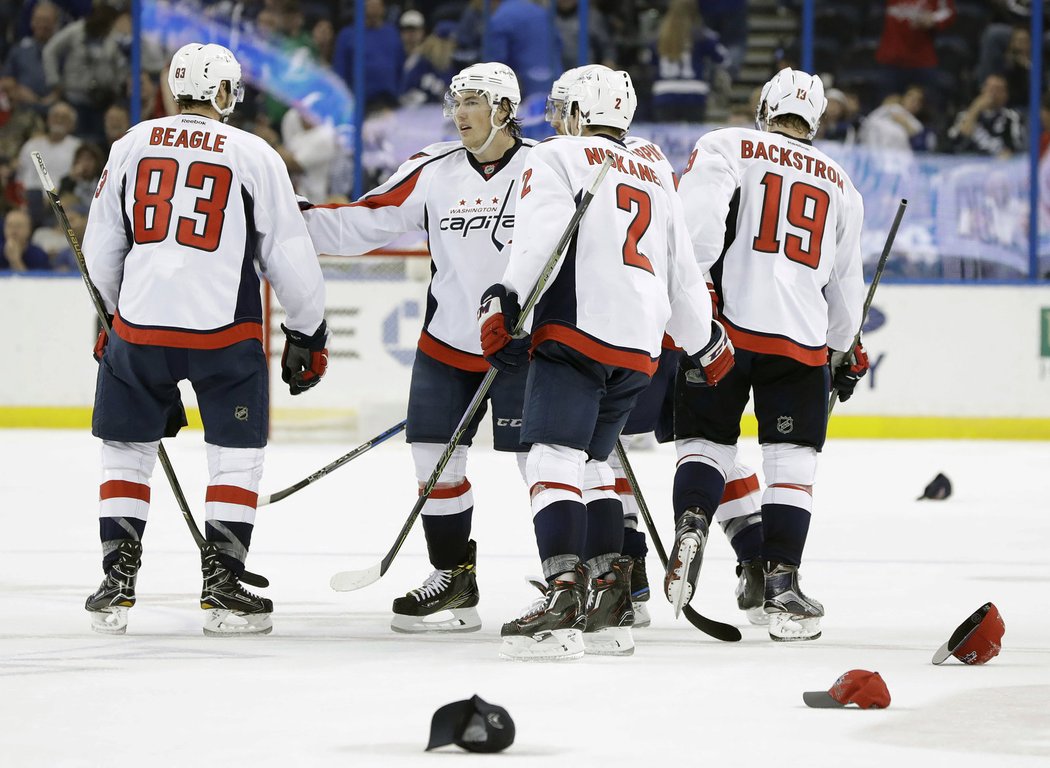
xmin=464 ymin=104 xmax=509 ymax=156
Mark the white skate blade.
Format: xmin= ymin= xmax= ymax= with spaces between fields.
xmin=584 ymin=626 xmax=635 ymax=656
xmin=666 ymin=536 xmax=699 ymax=618
xmin=767 ymin=612 xmax=821 ymax=642
xmin=330 ymin=562 xmax=381 ymax=592
xmin=89 ymin=607 xmax=129 ymax=635
xmin=203 ymin=608 xmax=273 ymax=637
xmin=745 ymin=606 xmax=769 ymax=626
xmin=633 ymin=602 xmax=651 ymax=628
xmin=390 ymin=607 xmax=481 ymax=634
xmin=499 ymin=629 xmax=584 ymax=662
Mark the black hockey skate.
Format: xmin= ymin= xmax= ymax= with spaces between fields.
xmin=664 ymin=509 xmax=709 ymax=617
xmin=500 ymin=568 xmax=585 ymax=661
xmin=764 ymin=562 xmax=823 ymax=641
xmin=630 ymin=555 xmax=651 ymax=628
xmin=736 ymin=559 xmax=768 ymax=626
xmin=200 ymin=545 xmax=273 ymax=636
xmin=391 ymin=540 xmax=481 ymax=633
xmin=85 ymin=540 xmax=142 ymax=635
xmin=583 ymin=557 xmax=635 ymax=656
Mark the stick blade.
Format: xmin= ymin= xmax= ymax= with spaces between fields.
xmin=330 ymin=562 xmax=382 ymax=592
xmin=683 ymin=606 xmax=742 ymax=641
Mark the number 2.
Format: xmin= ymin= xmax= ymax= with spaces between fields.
xmin=616 ymin=184 xmax=653 ymax=274
xmin=752 ymin=171 xmax=830 ymax=269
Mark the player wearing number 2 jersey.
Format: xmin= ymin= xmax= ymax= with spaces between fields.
xmin=81 ymin=43 xmax=327 ymax=637
xmin=670 ymin=68 xmax=866 ymax=641
xmin=482 ymin=66 xmax=734 ymax=661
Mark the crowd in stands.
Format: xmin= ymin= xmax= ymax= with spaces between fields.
xmin=0 ymin=0 xmax=1047 ymax=274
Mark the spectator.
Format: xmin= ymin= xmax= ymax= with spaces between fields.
xmin=279 ymin=107 xmax=339 ymax=203
xmin=0 ymin=154 xmax=25 ymax=216
xmin=0 ymin=0 xmax=61 ymax=114
xmin=649 ymin=0 xmax=727 ymax=123
xmin=399 ymin=9 xmax=427 ymax=60
xmin=42 ymin=192 xmax=87 ymax=271
xmin=555 ymin=0 xmax=615 ymax=72
xmin=875 ymin=0 xmax=956 ymax=100
xmin=401 ymin=21 xmax=457 ymax=107
xmin=977 ymin=25 xmax=1031 ymax=110
xmin=102 ymin=103 xmax=129 ymax=151
xmin=859 ymin=86 xmax=934 ymax=153
xmin=58 ymin=140 xmax=104 ymax=211
xmin=42 ymin=1 xmax=128 ymax=141
xmin=977 ymin=0 xmax=1031 ymax=95
xmin=698 ymin=0 xmax=747 ymax=78
xmin=482 ymin=0 xmax=561 ymax=97
xmin=17 ymin=100 xmax=80 ymax=227
xmin=333 ymin=0 xmax=404 ymax=109
xmin=818 ymin=88 xmax=859 ymax=144
xmin=451 ymin=0 xmax=486 ymax=70
xmin=312 ymin=18 xmax=335 ymax=64
xmin=948 ymin=73 xmax=1024 ymax=157
xmin=0 ymin=208 xmax=50 ymax=271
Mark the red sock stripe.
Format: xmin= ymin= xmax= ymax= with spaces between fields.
xmin=100 ymin=480 xmax=150 ymax=502
xmin=721 ymin=474 xmax=761 ymax=503
xmin=423 ymin=479 xmax=472 ymax=499
xmin=205 ymin=485 xmax=259 ymax=508
xmin=614 ymin=478 xmax=634 ymax=495
xmin=529 ymin=481 xmax=582 ymax=499
xmin=770 ymin=482 xmax=812 ymax=495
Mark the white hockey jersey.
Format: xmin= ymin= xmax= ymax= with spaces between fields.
xmin=502 ymin=134 xmax=712 ymax=375
xmin=304 ymin=139 xmax=534 ymax=372
xmin=83 ymin=114 xmax=325 ymax=347
xmin=677 ymin=126 xmax=864 ymax=365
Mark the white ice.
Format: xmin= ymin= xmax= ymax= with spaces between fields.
xmin=1 ymin=430 xmax=1048 ymax=767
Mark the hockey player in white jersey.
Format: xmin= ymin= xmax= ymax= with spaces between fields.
xmin=82 ymin=43 xmax=328 ymax=636
xmin=303 ymin=63 xmax=534 ymax=634
xmin=482 ymin=66 xmax=734 ymax=660
xmin=670 ymin=67 xmax=868 ymax=641
xmin=544 ymin=67 xmax=768 ymax=628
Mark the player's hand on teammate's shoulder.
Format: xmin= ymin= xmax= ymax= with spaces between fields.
xmin=478 ymin=283 xmax=530 ymax=373
xmin=682 ymin=320 xmax=735 ymax=387
xmin=280 ymin=320 xmax=329 ymax=395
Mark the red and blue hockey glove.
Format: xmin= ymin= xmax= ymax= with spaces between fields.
xmin=831 ymin=342 xmax=869 ymax=403
xmin=682 ymin=320 xmax=735 ymax=386
xmin=93 ymin=315 xmax=114 ymax=362
xmin=281 ymin=320 xmax=328 ymax=395
xmin=478 ymin=283 xmax=530 ymax=373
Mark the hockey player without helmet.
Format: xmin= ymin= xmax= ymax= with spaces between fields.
xmin=756 ymin=67 xmax=827 ymax=140
xmin=562 ymin=67 xmax=637 ymax=136
xmin=167 ymin=43 xmax=244 ymax=120
xmin=443 ymin=62 xmax=522 ymax=120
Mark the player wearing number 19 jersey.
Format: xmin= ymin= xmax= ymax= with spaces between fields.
xmin=82 ymin=43 xmax=327 ymax=637
xmin=670 ymin=68 xmax=866 ymax=641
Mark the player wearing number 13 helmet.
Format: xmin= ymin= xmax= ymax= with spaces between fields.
xmin=669 ymin=67 xmax=866 ymax=641
xmin=81 ymin=43 xmax=327 ymax=637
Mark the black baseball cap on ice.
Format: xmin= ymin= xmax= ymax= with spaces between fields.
xmin=425 ymin=695 xmax=515 ymax=753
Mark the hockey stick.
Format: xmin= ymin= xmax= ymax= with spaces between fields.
xmin=32 ymin=151 xmax=269 ymax=589
xmin=828 ymin=198 xmax=907 ymax=415
xmin=613 ymin=441 xmax=741 ymax=642
xmin=330 ymin=155 xmax=615 ymax=592
xmin=258 ymin=419 xmax=407 ymax=506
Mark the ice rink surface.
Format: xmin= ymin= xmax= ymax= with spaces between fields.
xmin=1 ymin=429 xmax=1048 ymax=767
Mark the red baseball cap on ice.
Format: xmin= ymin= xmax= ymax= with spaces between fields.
xmin=803 ymin=670 xmax=891 ymax=709
xmin=932 ymin=602 xmax=1005 ymax=665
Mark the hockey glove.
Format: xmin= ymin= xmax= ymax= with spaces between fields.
xmin=683 ymin=320 xmax=735 ymax=387
xmin=93 ymin=315 xmax=114 ymax=362
xmin=478 ymin=283 xmax=530 ymax=373
xmin=281 ymin=320 xmax=328 ymax=395
xmin=830 ymin=342 xmax=869 ymax=403
xmin=164 ymin=397 xmax=188 ymax=438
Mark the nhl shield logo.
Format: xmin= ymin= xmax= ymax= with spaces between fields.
xmin=234 ymin=406 xmax=249 ymax=421
xmin=776 ymin=415 xmax=794 ymax=434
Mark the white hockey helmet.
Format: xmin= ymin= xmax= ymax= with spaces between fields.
xmin=546 ymin=64 xmax=604 ymax=122
xmin=444 ymin=62 xmax=521 ymax=119
xmin=756 ymin=67 xmax=827 ymax=139
xmin=168 ymin=43 xmax=244 ymax=120
xmin=563 ymin=66 xmax=636 ymax=136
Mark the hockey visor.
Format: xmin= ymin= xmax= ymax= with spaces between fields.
xmin=426 ymin=694 xmax=515 ymax=753
xmin=803 ymin=670 xmax=891 ymax=709
xmin=932 ymin=602 xmax=1005 ymax=665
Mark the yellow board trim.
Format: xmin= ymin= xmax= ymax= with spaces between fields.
xmin=1 ymin=408 xmax=1048 ymax=441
